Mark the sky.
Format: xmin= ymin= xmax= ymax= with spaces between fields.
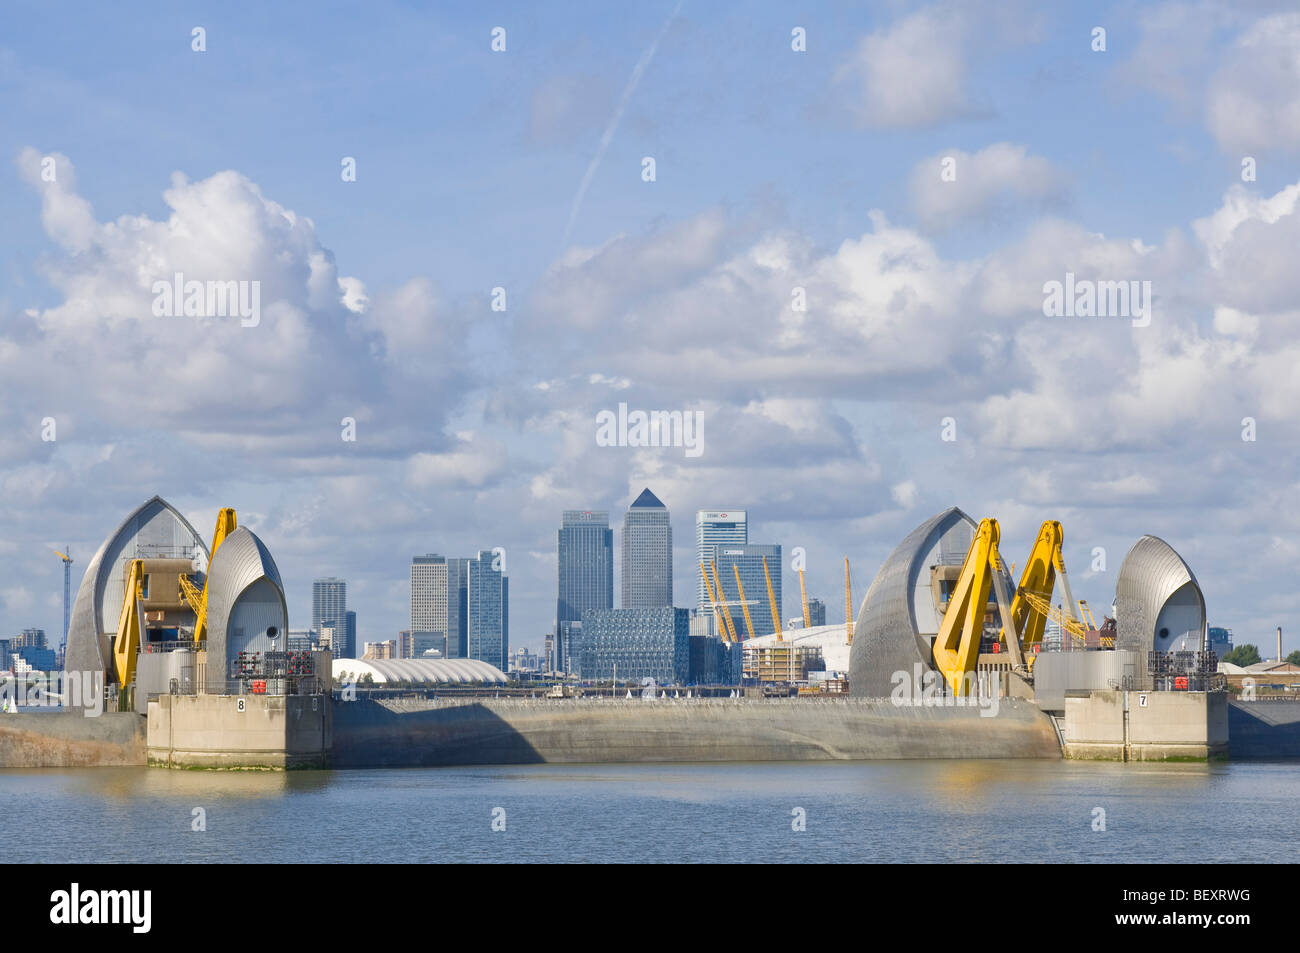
xmin=3 ymin=0 xmax=1300 ymax=657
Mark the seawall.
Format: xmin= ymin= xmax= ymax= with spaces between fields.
xmin=0 ymin=712 xmax=146 ymax=767
xmin=1228 ymin=700 xmax=1300 ymax=758
xmin=331 ymin=696 xmax=1063 ymax=767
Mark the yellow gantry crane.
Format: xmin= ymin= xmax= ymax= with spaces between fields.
xmin=112 ymin=559 xmax=147 ymax=687
xmin=932 ymin=518 xmax=1093 ymax=696
xmin=178 ymin=507 xmax=237 ymax=644
xmin=111 ymin=507 xmax=238 ymax=688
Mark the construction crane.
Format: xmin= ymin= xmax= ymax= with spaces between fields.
xmin=762 ymin=557 xmax=782 ymax=642
xmin=844 ymin=558 xmax=853 ymax=645
xmin=53 ymin=548 xmax=73 ymax=648
xmin=1078 ymin=599 xmax=1097 ymax=629
xmin=798 ymin=568 xmax=811 ymax=629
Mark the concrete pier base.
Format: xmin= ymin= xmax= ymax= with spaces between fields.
xmin=147 ymin=694 xmax=331 ymax=769
xmin=1062 ymin=690 xmax=1228 ymax=761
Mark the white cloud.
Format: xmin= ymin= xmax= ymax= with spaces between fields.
xmin=1206 ymin=13 xmax=1300 ymax=153
xmin=834 ymin=8 xmax=979 ymax=128
xmin=909 ymin=143 xmax=1068 ymax=231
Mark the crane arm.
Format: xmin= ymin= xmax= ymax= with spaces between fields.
xmin=932 ymin=519 xmax=1006 ymax=696
xmin=112 ymin=559 xmax=146 ymax=687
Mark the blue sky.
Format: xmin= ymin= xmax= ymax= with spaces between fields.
xmin=3 ymin=0 xmax=1300 ymax=657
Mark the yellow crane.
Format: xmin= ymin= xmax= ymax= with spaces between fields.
xmin=179 ymin=507 xmax=237 ymax=644
xmin=1078 ymin=599 xmax=1097 ymax=629
xmin=933 ymin=518 xmax=1093 ymax=696
xmin=798 ymin=568 xmax=811 ymax=629
xmin=112 ymin=559 xmax=146 ymax=687
xmin=732 ymin=565 xmax=757 ymax=640
xmin=931 ymin=519 xmax=1021 ymax=695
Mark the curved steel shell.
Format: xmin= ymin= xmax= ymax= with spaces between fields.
xmin=1114 ymin=535 xmax=1205 ymax=656
xmin=66 ymin=496 xmax=209 ymax=679
xmin=204 ymin=526 xmax=288 ymax=693
xmin=849 ymin=507 xmax=977 ymax=697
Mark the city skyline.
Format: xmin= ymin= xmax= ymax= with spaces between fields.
xmin=4 ymin=3 xmax=1299 ymax=660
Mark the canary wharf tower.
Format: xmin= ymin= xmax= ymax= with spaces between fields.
xmin=621 ymin=488 xmax=672 ymax=608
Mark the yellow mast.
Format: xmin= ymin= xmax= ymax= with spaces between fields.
xmin=762 ymin=556 xmax=783 ymax=642
xmin=733 ymin=565 xmax=757 ymax=640
xmin=798 ymin=568 xmax=811 ymax=629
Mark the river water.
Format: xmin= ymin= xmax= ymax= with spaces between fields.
xmin=3 ymin=760 xmax=1294 ymax=863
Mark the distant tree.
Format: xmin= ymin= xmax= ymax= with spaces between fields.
xmin=1224 ymin=644 xmax=1262 ymax=667
xmin=1286 ymin=650 xmax=1300 ymax=667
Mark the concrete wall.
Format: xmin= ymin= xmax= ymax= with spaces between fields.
xmin=1228 ymin=700 xmax=1300 ymax=758
xmin=148 ymin=694 xmax=330 ymax=769
xmin=331 ymin=696 xmax=1062 ymax=767
xmin=1063 ymin=690 xmax=1227 ymax=761
xmin=0 ymin=712 xmax=145 ymax=768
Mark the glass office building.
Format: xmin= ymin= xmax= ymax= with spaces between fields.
xmin=622 ymin=488 xmax=672 ymax=608
xmin=557 ymin=510 xmax=614 ymax=673
xmin=708 ymin=543 xmax=782 ymax=638
xmin=696 ymin=510 xmax=747 ymax=611
xmin=467 ymin=550 xmax=508 ymax=671
xmin=578 ymin=607 xmax=690 ymax=685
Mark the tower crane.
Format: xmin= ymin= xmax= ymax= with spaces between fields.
xmin=53 ymin=548 xmax=73 ymax=648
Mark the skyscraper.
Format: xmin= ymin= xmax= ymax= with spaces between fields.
xmin=709 ymin=543 xmax=782 ymax=638
xmin=411 ymin=555 xmax=471 ymax=658
xmin=622 ymin=488 xmax=672 ymax=609
xmin=696 ymin=510 xmax=747 ymax=610
xmin=467 ymin=549 xmax=508 ymax=670
xmin=312 ymin=578 xmax=346 ymax=643
xmin=557 ymin=510 xmax=614 ymax=673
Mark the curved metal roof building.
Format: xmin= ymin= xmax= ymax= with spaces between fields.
xmin=203 ymin=526 xmax=289 ymax=694
xmin=849 ymin=507 xmax=991 ymax=697
xmin=1114 ymin=535 xmax=1206 ymax=656
xmin=66 ymin=496 xmax=209 ymax=680
xmin=333 ymin=658 xmax=509 ymax=685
